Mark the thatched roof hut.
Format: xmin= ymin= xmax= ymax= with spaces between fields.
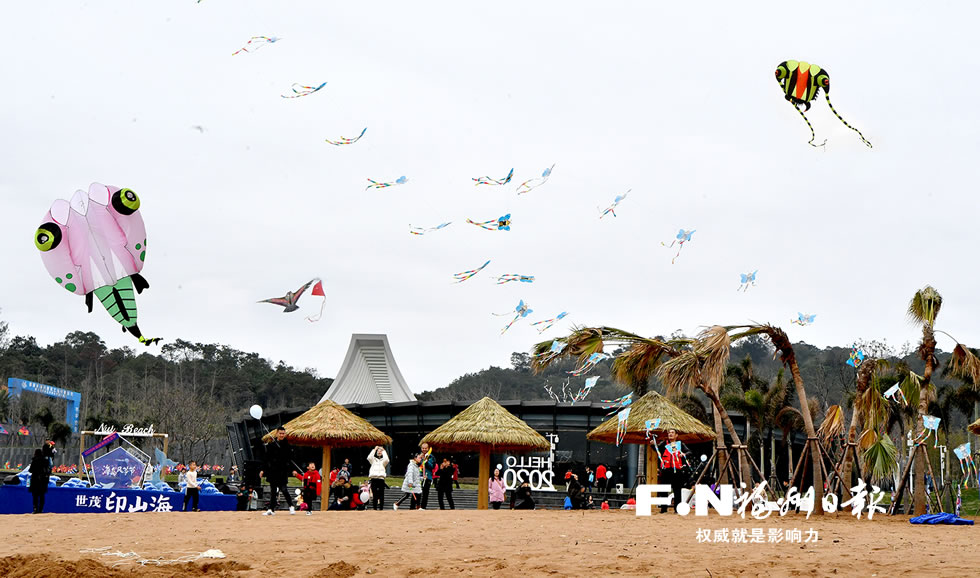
xmin=587 ymin=391 xmax=714 ymax=485
xmin=421 ymin=397 xmax=549 ymax=508
xmin=261 ymin=399 xmax=391 ymax=510
xmin=969 ymin=418 xmax=980 ymax=436
xmin=261 ymin=399 xmax=391 ymax=447
xmin=587 ymin=391 xmax=715 ymax=446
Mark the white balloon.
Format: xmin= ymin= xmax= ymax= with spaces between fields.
xmin=700 ymin=454 xmax=707 ymax=462
xmin=295 ymin=488 xmax=301 ymax=497
xmin=496 ymin=464 xmax=503 ymax=471
xmin=360 ymin=490 xmax=369 ymax=503
xmin=605 ymin=471 xmax=612 ymax=479
xmin=249 ymin=405 xmax=263 ymax=420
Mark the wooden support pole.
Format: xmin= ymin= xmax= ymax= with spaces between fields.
xmin=646 ymin=444 xmax=658 ymax=485
xmin=478 ymin=446 xmax=490 ymax=510
xmin=320 ymin=446 xmax=331 ymax=511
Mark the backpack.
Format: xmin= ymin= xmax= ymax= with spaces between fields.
xmin=563 ymin=496 xmax=572 ymax=510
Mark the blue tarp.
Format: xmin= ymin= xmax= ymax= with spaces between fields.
xmin=0 ymin=485 xmax=235 ymax=514
xmin=909 ymin=513 xmax=974 ymax=525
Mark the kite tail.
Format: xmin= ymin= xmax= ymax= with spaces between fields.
xmin=795 ymin=106 xmax=826 ymax=148
xmin=825 ymin=95 xmax=872 ymax=148
xmin=306 ymin=299 xmax=325 ymax=322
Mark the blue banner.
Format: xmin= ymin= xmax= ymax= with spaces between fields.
xmin=0 ymin=486 xmax=235 ymax=514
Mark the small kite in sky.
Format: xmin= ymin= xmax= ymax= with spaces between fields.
xmin=846 ymin=347 xmax=866 ymax=368
xmin=281 ymin=82 xmax=327 ymax=99
xmin=453 ymin=259 xmax=491 ymax=283
xmin=738 ymin=270 xmax=758 ymax=292
xmin=774 ymin=60 xmax=872 ymax=148
xmin=366 ymin=176 xmax=408 ymax=190
xmin=516 ymin=165 xmax=554 ymax=195
xmin=304 ymin=279 xmax=327 ymax=322
xmin=473 ymin=168 xmax=514 ymax=186
xmin=953 ymin=443 xmax=977 ymax=488
xmin=616 ymin=407 xmax=632 ymax=446
xmin=530 ymin=311 xmax=568 ymax=333
xmin=258 ymin=279 xmax=320 ymax=315
xmin=325 ymin=127 xmax=367 ymax=146
xmin=466 ymin=213 xmax=511 ymax=231
xmin=601 ymin=393 xmax=633 ymax=416
xmin=572 ymin=376 xmax=599 ymax=403
xmin=409 ymin=222 xmax=452 ymax=235
xmin=495 ymin=299 xmax=533 ymax=334
xmin=662 ymin=229 xmax=695 ymax=264
xmin=883 ymin=383 xmax=908 ymax=406
xmin=495 ymin=274 xmax=534 ymax=285
xmin=232 ymin=36 xmax=281 ymax=56
xmin=568 ymin=352 xmax=611 ymax=376
xmin=792 ymin=313 xmax=817 ymax=326
xmin=35 ymin=184 xmax=162 ymax=346
xmin=599 ymin=190 xmax=630 ymax=219
xmin=913 ymin=415 xmax=942 ymax=448
xmin=535 ymin=339 xmax=566 ymax=364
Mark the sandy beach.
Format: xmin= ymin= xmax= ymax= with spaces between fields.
xmin=1 ymin=510 xmax=977 ymax=577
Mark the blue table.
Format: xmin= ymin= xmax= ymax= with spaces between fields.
xmin=0 ymin=485 xmax=236 ymax=514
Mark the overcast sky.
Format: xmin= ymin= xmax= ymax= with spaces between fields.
xmin=3 ymin=2 xmax=979 ymax=394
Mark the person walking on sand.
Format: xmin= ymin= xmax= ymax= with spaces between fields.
xmin=394 ymin=453 xmax=423 ymax=510
xmin=367 ymin=445 xmax=390 ymax=510
xmin=260 ymin=427 xmax=296 ymax=516
xmin=183 ymin=461 xmax=201 ymax=512
xmin=419 ymin=442 xmax=436 ymax=510
xmin=28 ymin=449 xmax=49 ymax=514
xmin=435 ymin=457 xmax=455 ymax=510
xmin=489 ymin=468 xmax=506 ymax=510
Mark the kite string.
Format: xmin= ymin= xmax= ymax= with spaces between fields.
xmin=795 ymin=106 xmax=826 ymax=148
xmin=824 ymin=94 xmax=873 ymax=148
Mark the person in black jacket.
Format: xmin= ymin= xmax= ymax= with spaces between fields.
xmin=259 ymin=427 xmax=296 ymax=516
xmin=510 ymin=481 xmax=535 ymax=510
xmin=435 ymin=457 xmax=455 ymax=510
xmin=29 ymin=449 xmax=49 ymax=514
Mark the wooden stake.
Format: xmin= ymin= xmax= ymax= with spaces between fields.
xmin=478 ymin=446 xmax=490 ymax=510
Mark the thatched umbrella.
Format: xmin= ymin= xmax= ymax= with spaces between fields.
xmin=587 ymin=391 xmax=714 ymax=485
xmin=421 ymin=397 xmax=550 ymax=509
xmin=969 ymin=419 xmax=980 ymax=436
xmin=262 ymin=399 xmax=391 ymax=510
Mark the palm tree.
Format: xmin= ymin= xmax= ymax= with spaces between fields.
xmin=532 ymin=326 xmax=753 ymax=486
xmin=838 ymin=358 xmax=882 ymax=500
xmin=721 ymin=324 xmax=826 ymax=514
xmin=905 ymin=286 xmax=980 ymax=515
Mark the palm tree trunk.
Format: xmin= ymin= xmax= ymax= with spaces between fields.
xmin=712 ymin=401 xmax=729 ymax=484
xmin=914 ymin=327 xmax=937 ymax=516
xmin=841 ymin=362 xmax=871 ymax=501
xmin=704 ymin=387 xmax=748 ymax=488
xmin=788 ymin=358 xmax=824 ymax=514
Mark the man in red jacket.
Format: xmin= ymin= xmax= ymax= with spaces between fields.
xmin=595 ymin=464 xmax=607 ymax=492
xmin=659 ymin=429 xmax=691 ymax=514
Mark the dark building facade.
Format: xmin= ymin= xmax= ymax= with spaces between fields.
xmin=227 ymin=399 xmax=802 ymax=491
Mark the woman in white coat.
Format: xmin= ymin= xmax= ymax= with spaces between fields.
xmin=366 ymin=446 xmax=390 ymax=510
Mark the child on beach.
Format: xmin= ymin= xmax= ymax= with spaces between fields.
xmin=183 ymin=461 xmax=200 ymax=512
xmin=394 ymin=453 xmax=423 ymax=510
xmin=294 ymin=462 xmax=321 ymax=515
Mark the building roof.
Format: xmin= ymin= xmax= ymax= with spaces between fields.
xmin=319 ymin=334 xmax=416 ymax=404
